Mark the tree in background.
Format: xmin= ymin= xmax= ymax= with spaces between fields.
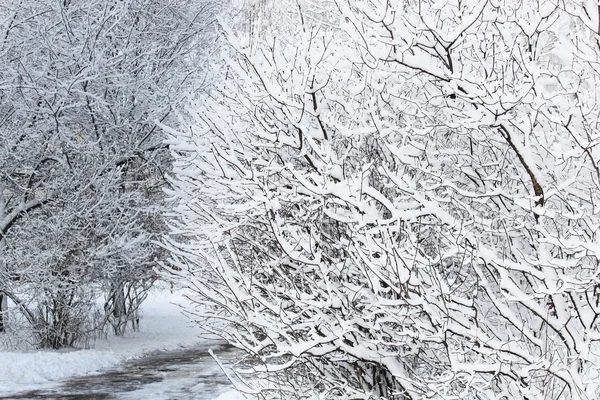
xmin=166 ymin=0 xmax=600 ymax=398
xmin=0 ymin=0 xmax=216 ymax=347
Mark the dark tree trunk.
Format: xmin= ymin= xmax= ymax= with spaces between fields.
xmin=105 ymin=282 xmax=128 ymax=336
xmin=0 ymin=293 xmax=6 ymax=332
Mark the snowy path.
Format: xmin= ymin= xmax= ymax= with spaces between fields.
xmin=0 ymin=289 xmax=246 ymax=399
xmin=0 ymin=343 xmax=243 ymax=400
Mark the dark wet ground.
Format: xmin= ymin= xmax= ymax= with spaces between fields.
xmin=0 ymin=343 xmax=241 ymax=400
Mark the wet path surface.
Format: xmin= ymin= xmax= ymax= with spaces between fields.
xmin=0 ymin=344 xmax=241 ymax=400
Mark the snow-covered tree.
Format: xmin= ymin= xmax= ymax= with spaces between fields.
xmin=0 ymin=0 xmax=217 ymax=347
xmin=166 ymin=0 xmax=600 ymax=398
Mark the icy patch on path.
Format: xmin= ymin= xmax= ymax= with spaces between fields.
xmin=0 ymin=289 xmax=232 ymax=396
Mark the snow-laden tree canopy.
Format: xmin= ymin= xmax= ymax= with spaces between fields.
xmin=165 ymin=0 xmax=600 ymax=398
xmin=0 ymin=0 xmax=217 ymax=347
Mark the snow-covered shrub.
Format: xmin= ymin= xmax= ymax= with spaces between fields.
xmin=165 ymin=1 xmax=600 ymax=398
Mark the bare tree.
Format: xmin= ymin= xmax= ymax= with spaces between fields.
xmin=165 ymin=0 xmax=600 ymax=399
xmin=0 ymin=0 xmax=217 ymax=347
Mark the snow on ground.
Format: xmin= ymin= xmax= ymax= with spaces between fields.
xmin=0 ymin=287 xmax=241 ymax=398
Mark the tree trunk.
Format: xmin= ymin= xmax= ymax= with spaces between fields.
xmin=105 ymin=282 xmax=128 ymax=336
xmin=0 ymin=292 xmax=6 ymax=332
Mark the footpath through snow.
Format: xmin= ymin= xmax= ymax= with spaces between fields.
xmin=0 ymin=288 xmax=241 ymax=399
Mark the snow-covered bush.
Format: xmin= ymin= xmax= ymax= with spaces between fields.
xmin=166 ymin=1 xmax=600 ymax=398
